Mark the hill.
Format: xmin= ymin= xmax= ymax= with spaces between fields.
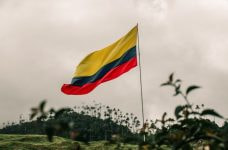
xmin=0 ymin=134 xmax=139 ymax=150
xmin=0 ymin=102 xmax=139 ymax=142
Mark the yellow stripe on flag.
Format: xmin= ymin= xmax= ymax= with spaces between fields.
xmin=74 ymin=26 xmax=138 ymax=78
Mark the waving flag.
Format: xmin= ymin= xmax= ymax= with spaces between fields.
xmin=61 ymin=26 xmax=138 ymax=95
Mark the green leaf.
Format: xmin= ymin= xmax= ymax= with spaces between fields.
xmin=175 ymin=105 xmax=184 ymax=119
xmin=173 ymin=91 xmax=180 ymax=96
xmin=201 ymin=109 xmax=223 ymax=119
xmin=176 ymin=84 xmax=181 ymax=90
xmin=169 ymin=73 xmax=174 ymax=83
xmin=174 ymin=84 xmax=181 ymax=96
xmin=166 ymin=118 xmax=175 ymax=122
xmin=190 ymin=111 xmax=200 ymax=116
xmin=186 ymin=85 xmax=200 ymax=96
xmin=175 ymin=79 xmax=182 ymax=83
xmin=39 ymin=100 xmax=46 ymax=113
xmin=30 ymin=108 xmax=38 ymax=120
xmin=30 ymin=112 xmax=37 ymax=120
xmin=160 ymin=82 xmax=170 ymax=86
xmin=31 ymin=108 xmax=38 ymax=113
xmin=162 ymin=112 xmax=167 ymax=123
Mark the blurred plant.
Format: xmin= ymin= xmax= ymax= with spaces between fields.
xmin=28 ymin=100 xmax=142 ymax=142
xmin=144 ymin=73 xmax=228 ymax=150
xmin=1 ymin=73 xmax=228 ymax=150
xmin=30 ymin=100 xmax=73 ymax=141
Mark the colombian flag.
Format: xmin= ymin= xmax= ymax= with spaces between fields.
xmin=61 ymin=26 xmax=138 ymax=95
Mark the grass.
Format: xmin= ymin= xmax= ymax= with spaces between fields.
xmin=0 ymin=134 xmax=139 ymax=150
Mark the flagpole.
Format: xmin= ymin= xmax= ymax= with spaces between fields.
xmin=136 ymin=24 xmax=146 ymax=142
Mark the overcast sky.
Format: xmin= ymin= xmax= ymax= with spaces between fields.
xmin=0 ymin=0 xmax=228 ymax=126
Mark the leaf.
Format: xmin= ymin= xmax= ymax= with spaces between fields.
xmin=174 ymin=85 xmax=181 ymax=96
xmin=166 ymin=118 xmax=175 ymax=122
xmin=160 ymin=82 xmax=170 ymax=86
xmin=30 ymin=108 xmax=38 ymax=120
xmin=176 ymin=84 xmax=181 ymax=91
xmin=175 ymin=105 xmax=184 ymax=119
xmin=162 ymin=112 xmax=167 ymax=123
xmin=30 ymin=112 xmax=37 ymax=120
xmin=169 ymin=73 xmax=174 ymax=83
xmin=39 ymin=100 xmax=46 ymax=113
xmin=201 ymin=109 xmax=224 ymax=119
xmin=31 ymin=108 xmax=38 ymax=113
xmin=173 ymin=91 xmax=180 ymax=96
xmin=190 ymin=111 xmax=200 ymax=116
xmin=186 ymin=85 xmax=200 ymax=96
xmin=175 ymin=79 xmax=182 ymax=83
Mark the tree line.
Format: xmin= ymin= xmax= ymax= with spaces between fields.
xmin=1 ymin=74 xmax=228 ymax=149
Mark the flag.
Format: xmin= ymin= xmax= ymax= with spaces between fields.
xmin=61 ymin=26 xmax=138 ymax=95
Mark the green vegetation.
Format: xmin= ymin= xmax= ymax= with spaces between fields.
xmin=1 ymin=74 xmax=228 ymax=149
xmin=143 ymin=73 xmax=228 ymax=149
xmin=0 ymin=101 xmax=141 ymax=143
xmin=0 ymin=134 xmax=138 ymax=150
xmin=0 ymin=134 xmax=79 ymax=150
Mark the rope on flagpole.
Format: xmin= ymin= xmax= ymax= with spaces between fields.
xmin=136 ymin=24 xmax=146 ymax=142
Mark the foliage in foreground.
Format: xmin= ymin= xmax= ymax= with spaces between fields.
xmin=1 ymin=73 xmax=228 ymax=150
xmin=143 ymin=73 xmax=228 ymax=149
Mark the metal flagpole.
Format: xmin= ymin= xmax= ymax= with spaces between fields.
xmin=136 ymin=24 xmax=146 ymax=142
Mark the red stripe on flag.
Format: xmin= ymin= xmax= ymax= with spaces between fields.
xmin=61 ymin=56 xmax=137 ymax=95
